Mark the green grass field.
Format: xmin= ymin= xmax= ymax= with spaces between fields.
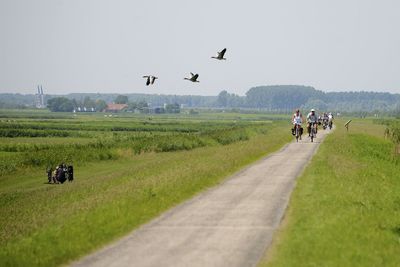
xmin=260 ymin=119 xmax=400 ymax=267
xmin=0 ymin=110 xmax=292 ymax=266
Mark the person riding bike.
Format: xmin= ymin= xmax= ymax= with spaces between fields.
xmin=292 ymin=109 xmax=303 ymax=139
xmin=328 ymin=112 xmax=334 ymax=129
xmin=307 ymin=109 xmax=318 ymax=137
xmin=322 ymin=112 xmax=329 ymax=129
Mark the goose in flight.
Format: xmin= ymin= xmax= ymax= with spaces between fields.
xmin=143 ymin=75 xmax=158 ymax=86
xmin=150 ymin=76 xmax=158 ymax=84
xmin=143 ymin=76 xmax=151 ymax=86
xmin=211 ymin=48 xmax=227 ymax=60
xmin=184 ymin=72 xmax=200 ymax=82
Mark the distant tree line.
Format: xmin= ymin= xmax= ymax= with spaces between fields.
xmin=1 ymin=85 xmax=400 ymax=115
xmin=47 ymin=96 xmax=108 ymax=112
xmin=218 ymin=85 xmax=400 ymax=114
xmin=45 ymin=94 xmax=181 ymax=114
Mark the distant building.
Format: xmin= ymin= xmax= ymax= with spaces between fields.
xmin=152 ymin=107 xmax=165 ymax=114
xmin=105 ymin=103 xmax=128 ymax=112
xmin=73 ymin=107 xmax=96 ymax=113
xmin=35 ymin=85 xmax=45 ymax=108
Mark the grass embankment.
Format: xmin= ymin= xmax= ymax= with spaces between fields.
xmin=0 ymin=112 xmax=279 ymax=176
xmin=260 ymin=119 xmax=400 ymax=267
xmin=0 ymin=120 xmax=291 ymax=266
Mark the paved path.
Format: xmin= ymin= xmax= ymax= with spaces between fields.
xmin=72 ymin=129 xmax=331 ymax=267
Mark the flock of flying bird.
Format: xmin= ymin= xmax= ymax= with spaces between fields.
xmin=142 ymin=48 xmax=227 ymax=86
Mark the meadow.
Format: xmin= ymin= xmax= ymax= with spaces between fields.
xmin=260 ymin=118 xmax=400 ymax=267
xmin=0 ymin=109 xmax=291 ymax=266
xmin=0 ymin=110 xmax=288 ymax=176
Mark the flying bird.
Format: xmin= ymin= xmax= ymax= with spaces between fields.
xmin=143 ymin=75 xmax=157 ymax=86
xmin=184 ymin=72 xmax=200 ymax=82
xmin=150 ymin=76 xmax=158 ymax=85
xmin=211 ymin=48 xmax=227 ymax=60
xmin=143 ymin=76 xmax=151 ymax=86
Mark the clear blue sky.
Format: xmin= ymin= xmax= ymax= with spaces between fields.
xmin=1 ymin=0 xmax=399 ymax=95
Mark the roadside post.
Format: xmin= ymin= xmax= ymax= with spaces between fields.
xmin=344 ymin=120 xmax=352 ymax=132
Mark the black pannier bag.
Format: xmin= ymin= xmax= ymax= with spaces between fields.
xmin=57 ymin=166 xmax=67 ymax=184
xmin=67 ymin=165 xmax=74 ymax=182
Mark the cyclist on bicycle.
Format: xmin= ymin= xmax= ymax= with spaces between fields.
xmin=328 ymin=112 xmax=334 ymax=128
xmin=307 ymin=109 xmax=318 ymax=137
xmin=322 ymin=112 xmax=329 ymax=129
xmin=292 ymin=109 xmax=303 ymax=139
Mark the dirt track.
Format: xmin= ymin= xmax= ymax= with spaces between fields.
xmin=72 ymin=129 xmax=331 ymax=267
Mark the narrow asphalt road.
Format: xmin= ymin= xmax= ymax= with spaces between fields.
xmin=72 ymin=128 xmax=331 ymax=267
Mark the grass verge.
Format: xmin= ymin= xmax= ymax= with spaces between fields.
xmin=260 ymin=119 xmax=400 ymax=267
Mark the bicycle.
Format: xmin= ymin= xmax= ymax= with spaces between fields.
xmin=322 ymin=119 xmax=328 ymax=130
xmin=294 ymin=123 xmax=302 ymax=142
xmin=309 ymin=122 xmax=317 ymax=142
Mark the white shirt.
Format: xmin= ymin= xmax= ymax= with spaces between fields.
xmin=293 ymin=114 xmax=302 ymax=124
xmin=307 ymin=112 xmax=318 ymax=123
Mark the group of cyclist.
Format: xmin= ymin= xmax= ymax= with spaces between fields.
xmin=320 ymin=112 xmax=334 ymax=130
xmin=291 ymin=108 xmax=334 ymax=142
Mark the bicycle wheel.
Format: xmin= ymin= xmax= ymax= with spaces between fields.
xmin=310 ymin=127 xmax=314 ymax=142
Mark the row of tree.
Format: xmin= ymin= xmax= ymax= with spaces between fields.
xmin=1 ymin=86 xmax=400 ymax=114
xmin=217 ymin=86 xmax=400 ymax=113
xmin=47 ymin=97 xmax=108 ymax=112
xmin=47 ymin=95 xmax=181 ymax=114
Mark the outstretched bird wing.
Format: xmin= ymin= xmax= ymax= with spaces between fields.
xmin=144 ymin=76 xmax=150 ymax=85
xmin=219 ymin=48 xmax=227 ymax=57
xmin=190 ymin=72 xmax=195 ymax=77
xmin=192 ymin=74 xmax=199 ymax=80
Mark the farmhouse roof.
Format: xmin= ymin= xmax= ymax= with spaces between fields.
xmin=106 ymin=103 xmax=128 ymax=111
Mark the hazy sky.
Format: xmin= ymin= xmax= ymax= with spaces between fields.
xmin=1 ymin=0 xmax=399 ymax=95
